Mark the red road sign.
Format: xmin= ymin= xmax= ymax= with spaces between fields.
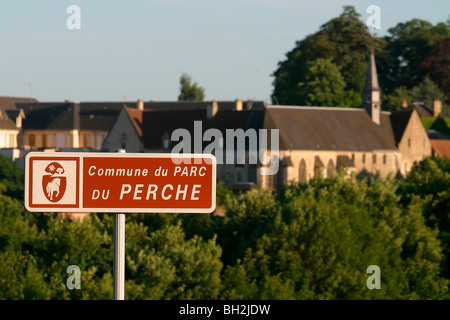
xmin=25 ymin=152 xmax=216 ymax=213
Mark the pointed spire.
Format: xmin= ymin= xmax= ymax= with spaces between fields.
xmin=362 ymin=49 xmax=381 ymax=125
xmin=366 ymin=49 xmax=379 ymax=91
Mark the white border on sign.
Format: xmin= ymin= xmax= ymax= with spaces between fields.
xmin=24 ymin=152 xmax=217 ymax=214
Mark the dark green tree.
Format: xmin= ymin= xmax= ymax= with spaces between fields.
xmin=411 ymin=76 xmax=446 ymax=108
xmin=178 ymin=73 xmax=205 ymax=101
xmin=272 ymin=6 xmax=384 ymax=106
xmin=383 ymin=85 xmax=412 ymax=111
xmin=300 ymin=58 xmax=346 ymax=107
xmin=400 ymin=156 xmax=450 ymax=280
xmin=0 ymin=154 xmax=24 ymax=200
xmin=377 ymin=19 xmax=450 ymax=95
xmin=220 ymin=174 xmax=449 ymax=299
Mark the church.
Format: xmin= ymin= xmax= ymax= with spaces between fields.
xmin=102 ymin=50 xmax=432 ymax=191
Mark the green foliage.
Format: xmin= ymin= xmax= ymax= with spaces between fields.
xmin=299 ymin=58 xmax=346 ymax=107
xmin=0 ymin=158 xmax=449 ymax=300
xmin=178 ymin=73 xmax=205 ymax=101
xmin=272 ymin=7 xmax=450 ymax=110
xmin=410 ymin=76 xmax=447 ymax=109
xmin=0 ymin=154 xmax=24 ymax=200
xmin=383 ymin=86 xmax=412 ymax=112
xmin=421 ymin=117 xmax=450 ymax=136
xmin=272 ymin=6 xmax=384 ymax=106
xmin=400 ymin=157 xmax=450 ymax=280
xmin=126 ymin=222 xmax=222 ymax=299
xmin=383 ymin=77 xmax=447 ymax=112
xmin=378 ymin=19 xmax=450 ymax=95
xmin=219 ymin=174 xmax=449 ymax=299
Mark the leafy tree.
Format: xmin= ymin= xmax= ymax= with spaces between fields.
xmin=299 ymin=58 xmax=346 ymax=107
xmin=383 ymin=86 xmax=412 ymax=111
xmin=0 ymin=154 xmax=24 ymax=200
xmin=125 ymin=222 xmax=222 ymax=299
xmin=0 ymin=251 xmax=51 ymax=299
xmin=220 ymin=174 xmax=449 ymax=299
xmin=272 ymin=6 xmax=384 ymax=106
xmin=178 ymin=73 xmax=205 ymax=101
xmin=410 ymin=76 xmax=447 ymax=109
xmin=400 ymin=157 xmax=450 ymax=280
xmin=213 ymin=188 xmax=280 ymax=266
xmin=419 ymin=39 xmax=450 ymax=103
xmin=378 ymin=19 xmax=450 ymax=95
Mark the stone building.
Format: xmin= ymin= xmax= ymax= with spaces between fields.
xmin=102 ymin=51 xmax=432 ymax=190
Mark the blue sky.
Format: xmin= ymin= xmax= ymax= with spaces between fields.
xmin=0 ymin=0 xmax=448 ymax=103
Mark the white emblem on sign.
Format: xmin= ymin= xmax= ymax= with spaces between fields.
xmin=42 ymin=162 xmax=67 ymax=202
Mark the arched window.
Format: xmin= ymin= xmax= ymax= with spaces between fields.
xmin=298 ymin=158 xmax=307 ymax=182
xmin=314 ymin=156 xmax=324 ymax=178
xmin=326 ymin=159 xmax=335 ymax=177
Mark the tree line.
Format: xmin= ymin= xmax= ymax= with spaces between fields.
xmin=271 ymin=6 xmax=450 ymax=114
xmin=0 ymin=154 xmax=449 ymax=299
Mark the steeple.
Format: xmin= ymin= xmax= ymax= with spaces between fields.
xmin=362 ymin=49 xmax=381 ymax=125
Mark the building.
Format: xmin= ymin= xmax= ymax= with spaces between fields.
xmin=15 ymin=101 xmax=128 ymax=151
xmin=103 ymin=51 xmax=432 ymax=190
xmin=403 ymin=98 xmax=450 ymax=158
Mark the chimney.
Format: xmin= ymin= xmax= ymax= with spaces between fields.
xmin=401 ymin=99 xmax=408 ymax=109
xmin=235 ymin=99 xmax=243 ymax=111
xmin=207 ymin=100 xmax=218 ymax=118
xmin=433 ymin=98 xmax=442 ymax=117
xmin=137 ymin=99 xmax=144 ymax=110
xmin=72 ymin=101 xmax=80 ymax=148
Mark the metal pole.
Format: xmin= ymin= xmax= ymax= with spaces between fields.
xmin=113 ymin=148 xmax=126 ymax=300
xmin=113 ymin=212 xmax=125 ymax=300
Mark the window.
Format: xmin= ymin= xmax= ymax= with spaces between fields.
xmin=56 ymin=133 xmax=66 ymax=148
xmin=29 ymin=134 xmax=36 ymax=148
xmin=362 ymin=154 xmax=366 ymax=164
xmin=42 ymin=134 xmax=48 ymax=148
xmin=373 ymin=154 xmax=376 ymax=164
xmin=383 ymin=154 xmax=386 ymax=165
xmin=326 ymin=159 xmax=335 ymax=178
xmin=298 ymin=159 xmax=307 ymax=182
xmin=408 ymin=138 xmax=411 ymax=148
xmin=84 ymin=134 xmax=91 ymax=148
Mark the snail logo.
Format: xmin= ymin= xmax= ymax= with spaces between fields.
xmin=42 ymin=162 xmax=67 ymax=202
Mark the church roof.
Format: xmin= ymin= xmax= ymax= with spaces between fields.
xmin=264 ymin=106 xmax=397 ymax=151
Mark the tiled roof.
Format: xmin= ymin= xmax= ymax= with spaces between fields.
xmin=389 ymin=109 xmax=413 ymax=145
xmin=265 ymin=106 xmax=398 ymax=151
xmin=430 ymin=139 xmax=450 ymax=158
xmin=17 ymin=102 xmax=124 ymax=131
xmin=0 ymin=96 xmax=38 ymax=110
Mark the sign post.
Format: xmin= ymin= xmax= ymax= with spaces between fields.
xmin=25 ymin=152 xmax=216 ymax=300
xmin=113 ymin=212 xmax=125 ymax=300
xmin=113 ymin=149 xmax=126 ymax=301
